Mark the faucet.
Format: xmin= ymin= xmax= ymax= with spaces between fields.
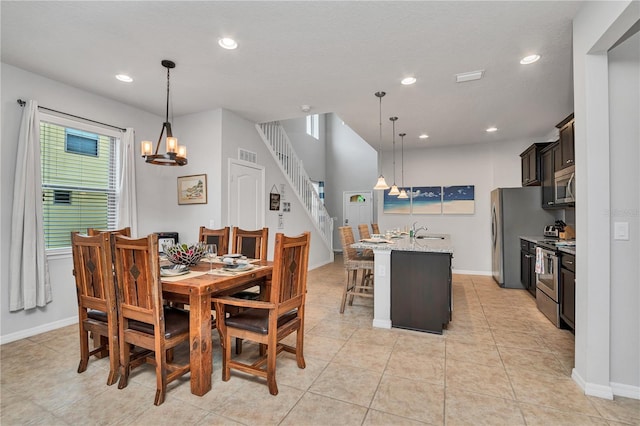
xmin=411 ymin=222 xmax=428 ymax=237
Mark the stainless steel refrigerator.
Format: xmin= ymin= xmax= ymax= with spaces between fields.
xmin=491 ymin=187 xmax=557 ymax=288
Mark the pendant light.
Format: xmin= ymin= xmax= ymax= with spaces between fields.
xmin=388 ymin=116 xmax=400 ymax=196
xmin=398 ymin=132 xmax=409 ymax=199
xmin=373 ymin=91 xmax=389 ymax=190
xmin=140 ymin=60 xmax=187 ymax=166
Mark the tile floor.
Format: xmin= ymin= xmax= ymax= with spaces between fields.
xmin=2 ymin=255 xmax=639 ymax=425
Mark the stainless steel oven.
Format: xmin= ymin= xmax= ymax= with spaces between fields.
xmin=536 ymin=246 xmax=560 ymax=327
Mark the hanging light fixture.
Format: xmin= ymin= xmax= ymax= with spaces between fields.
xmin=398 ymin=132 xmax=409 ymax=199
xmin=373 ymin=91 xmax=389 ymax=190
xmin=141 ymin=60 xmax=187 ymax=166
xmin=388 ymin=117 xmax=400 ymax=196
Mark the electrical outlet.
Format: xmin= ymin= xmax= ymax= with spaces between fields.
xmin=614 ymin=222 xmax=629 ymax=240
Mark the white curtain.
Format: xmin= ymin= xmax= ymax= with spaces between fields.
xmin=9 ymin=100 xmax=52 ymax=311
xmin=116 ymin=128 xmax=138 ymax=237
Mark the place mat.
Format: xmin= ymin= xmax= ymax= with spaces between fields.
xmin=360 ymin=238 xmax=394 ymax=244
xmin=208 ymin=264 xmax=267 ymax=277
xmin=161 ymin=270 xmax=208 ymax=282
xmin=201 ymin=257 xmax=261 ymax=265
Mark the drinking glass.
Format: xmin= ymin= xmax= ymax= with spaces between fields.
xmin=206 ymin=244 xmax=217 ymax=274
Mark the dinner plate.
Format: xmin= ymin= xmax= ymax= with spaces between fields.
xmin=223 ymin=253 xmax=242 ymax=258
xmin=223 ymin=263 xmax=252 ymax=272
xmin=361 ymin=238 xmax=391 ymax=244
xmin=160 ymin=265 xmax=190 ymax=277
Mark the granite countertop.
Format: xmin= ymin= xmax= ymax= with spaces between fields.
xmin=558 ymin=246 xmax=576 ymax=256
xmin=520 ymin=235 xmax=547 ymax=243
xmin=351 ymin=234 xmax=454 ymax=254
xmin=520 ymin=235 xmax=576 ymax=256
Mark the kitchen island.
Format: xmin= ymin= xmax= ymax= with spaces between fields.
xmin=352 ymin=234 xmax=454 ymax=333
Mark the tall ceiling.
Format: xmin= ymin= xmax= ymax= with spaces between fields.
xmin=1 ymin=1 xmax=582 ymax=150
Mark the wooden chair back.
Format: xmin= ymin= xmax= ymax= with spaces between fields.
xmin=213 ymin=231 xmax=310 ymax=395
xmin=339 ymin=226 xmax=359 ymax=263
xmin=357 ymin=224 xmax=371 ymax=240
xmin=371 ymin=223 xmax=381 ymax=234
xmin=231 ymin=227 xmax=268 ymax=260
xmin=113 ymin=233 xmax=190 ymax=405
xmin=71 ymin=231 xmax=119 ymax=385
xmin=198 ymin=226 xmax=230 ymax=255
xmin=87 ymin=227 xmax=131 ymax=237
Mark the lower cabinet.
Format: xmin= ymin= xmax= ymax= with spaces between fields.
xmin=560 ymin=253 xmax=575 ymax=330
xmin=391 ymin=251 xmax=452 ymax=334
xmin=520 ymin=239 xmax=537 ymax=297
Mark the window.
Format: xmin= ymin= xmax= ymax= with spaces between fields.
xmin=306 ymin=114 xmax=319 ymax=140
xmin=40 ymin=114 xmax=119 ymax=249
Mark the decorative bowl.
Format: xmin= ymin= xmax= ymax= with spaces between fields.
xmin=163 ymin=242 xmax=207 ymax=266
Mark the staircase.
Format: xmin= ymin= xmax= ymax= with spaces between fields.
xmin=256 ymin=121 xmax=333 ymax=250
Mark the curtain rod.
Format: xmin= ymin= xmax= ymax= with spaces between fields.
xmin=17 ymin=99 xmax=126 ymax=132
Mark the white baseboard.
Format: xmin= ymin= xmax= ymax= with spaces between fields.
xmin=0 ymin=316 xmax=78 ymax=345
xmin=611 ymin=381 xmax=640 ymax=400
xmin=452 ymin=269 xmax=492 ymax=276
xmin=372 ymin=319 xmax=392 ymax=329
xmin=572 ymin=368 xmax=617 ymax=400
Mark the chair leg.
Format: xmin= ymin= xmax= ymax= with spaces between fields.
xmin=222 ymin=332 xmax=231 ymax=382
xmin=340 ymin=269 xmax=352 ymax=313
xmin=266 ymin=340 xmax=278 ymax=395
xmin=296 ymin=329 xmax=306 ymax=369
xmin=153 ymin=346 xmax=167 ymax=406
xmin=77 ymin=325 xmax=89 ymax=374
xmin=118 ymin=342 xmax=131 ymax=390
xmin=348 ymin=270 xmax=358 ymax=306
xmin=235 ymin=338 xmax=243 ymax=355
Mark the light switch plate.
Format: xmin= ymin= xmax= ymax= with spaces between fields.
xmin=614 ymin=222 xmax=629 ymax=240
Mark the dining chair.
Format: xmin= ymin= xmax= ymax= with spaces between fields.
xmin=231 ymin=227 xmax=269 ymax=259
xmin=338 ymin=226 xmax=374 ymax=313
xmin=87 ymin=227 xmax=131 ymax=237
xmin=199 ymin=226 xmax=230 ymax=256
xmin=371 ymin=223 xmax=381 ymax=234
xmin=113 ymin=233 xmax=190 ymax=406
xmin=213 ymin=231 xmax=310 ymax=395
xmin=357 ymin=223 xmax=371 ymax=240
xmin=71 ymin=231 xmax=119 ymax=385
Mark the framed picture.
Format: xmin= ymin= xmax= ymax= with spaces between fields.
xmin=177 ymin=174 xmax=207 ymax=205
xmin=383 ymin=187 xmax=411 ymax=214
xmin=442 ymin=185 xmax=475 ymax=214
xmin=411 ymin=186 xmax=442 ymax=214
xmin=270 ymin=193 xmax=281 ymax=211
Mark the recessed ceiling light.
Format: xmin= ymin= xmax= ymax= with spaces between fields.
xmin=115 ymin=74 xmax=133 ymax=83
xmin=419 ymin=134 xmax=429 ymax=139
xmin=520 ymin=54 xmax=540 ymax=65
xmin=218 ymin=37 xmax=238 ymax=50
xmin=401 ymin=77 xmax=417 ymax=85
xmin=486 ymin=127 xmax=498 ymax=133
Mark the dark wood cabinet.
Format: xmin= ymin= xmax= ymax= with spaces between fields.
xmin=520 ymin=143 xmax=551 ymax=186
xmin=520 ymin=239 xmax=536 ymax=296
xmin=556 ymin=114 xmax=575 ymax=170
xmin=391 ymin=251 xmax=452 ymax=334
xmin=560 ymin=253 xmax=575 ymax=330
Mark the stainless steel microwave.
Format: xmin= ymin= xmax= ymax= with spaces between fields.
xmin=555 ymin=165 xmax=575 ymax=205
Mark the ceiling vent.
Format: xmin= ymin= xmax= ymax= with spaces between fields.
xmin=455 ymin=70 xmax=484 ymax=83
xmin=238 ymin=148 xmax=257 ymax=164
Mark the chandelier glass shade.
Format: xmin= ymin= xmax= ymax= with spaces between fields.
xmin=141 ymin=60 xmax=187 ymax=166
xmin=373 ymin=91 xmax=389 ymax=190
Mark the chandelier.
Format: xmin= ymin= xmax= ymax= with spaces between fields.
xmin=141 ymin=60 xmax=187 ymax=166
xmin=398 ymin=132 xmax=409 ymax=199
xmin=373 ymin=91 xmax=389 ymax=190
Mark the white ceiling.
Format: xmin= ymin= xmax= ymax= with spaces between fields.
xmin=1 ymin=1 xmax=582 ymax=150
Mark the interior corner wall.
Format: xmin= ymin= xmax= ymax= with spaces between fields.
xmin=608 ymin=31 xmax=640 ymax=392
xmin=0 ymin=63 xmax=161 ymax=342
xmin=573 ymin=0 xmax=639 ymax=399
xmin=325 ymin=113 xmax=378 ymax=251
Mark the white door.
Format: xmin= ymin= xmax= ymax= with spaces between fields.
xmin=228 ymin=160 xmax=265 ymax=230
xmin=343 ymin=190 xmax=373 ymax=232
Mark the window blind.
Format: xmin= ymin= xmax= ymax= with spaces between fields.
xmin=40 ymin=120 xmax=117 ymax=249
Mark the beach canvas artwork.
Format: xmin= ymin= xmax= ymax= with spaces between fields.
xmin=411 ymin=186 xmax=442 ymax=214
xmin=383 ymin=187 xmax=411 ymax=214
xmin=442 ymin=185 xmax=475 ymax=214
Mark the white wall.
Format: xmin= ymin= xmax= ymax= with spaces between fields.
xmin=1 ymin=63 xmax=160 ymax=341
xmin=573 ymin=0 xmax=639 ymax=399
xmin=325 ymin=113 xmax=378 ymax=251
xmin=608 ymin=31 xmax=639 ymax=392
xmin=377 ymin=138 xmax=533 ymax=274
xmin=281 ymin=115 xmax=326 ymax=182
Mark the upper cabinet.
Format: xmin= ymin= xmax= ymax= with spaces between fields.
xmin=520 ymin=143 xmax=551 ymax=186
xmin=556 ymin=113 xmax=575 ymax=169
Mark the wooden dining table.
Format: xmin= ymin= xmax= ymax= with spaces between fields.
xmin=161 ymin=260 xmax=273 ymax=396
